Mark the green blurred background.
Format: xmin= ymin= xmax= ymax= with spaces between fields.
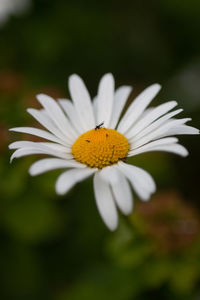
xmin=0 ymin=0 xmax=200 ymax=299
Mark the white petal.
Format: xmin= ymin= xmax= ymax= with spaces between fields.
xmin=125 ymin=101 xmax=178 ymax=139
xmin=10 ymin=144 xmax=72 ymax=162
xmin=10 ymin=148 xmax=44 ymax=162
xmin=96 ymin=73 xmax=115 ymax=127
xmin=29 ymin=158 xmax=85 ymax=176
xmin=157 ymin=144 xmax=187 ymax=156
xmin=27 ymin=108 xmax=71 ymax=144
xmin=109 ymin=86 xmax=132 ymax=129
xmin=128 ymin=137 xmax=178 ymax=156
xmin=112 ymin=173 xmax=133 ymax=215
xmin=117 ymin=84 xmax=161 ymax=133
xmin=55 ymin=168 xmax=96 ymax=195
xmin=133 ymin=118 xmax=191 ymax=148
xmin=93 ymin=172 xmax=118 ymax=231
xmin=100 ymin=166 xmax=133 ymax=215
xmin=10 ymin=148 xmax=70 ymax=162
xmin=36 ymin=94 xmax=77 ymax=141
xmin=9 ymin=127 xmax=64 ymax=145
xmin=59 ymin=99 xmax=85 ymax=135
xmin=68 ymin=74 xmax=95 ymax=131
xmin=134 ymin=143 xmax=188 ymax=157
xmin=117 ymin=161 xmax=156 ymax=201
xmin=136 ymin=107 xmax=155 ymax=121
xmin=129 ymin=139 xmax=188 ymax=157
xmin=9 ymin=141 xmax=71 ymax=153
xmin=130 ymin=109 xmax=183 ymax=143
xmin=99 ymin=165 xmax=119 ymax=183
xmin=158 ymin=124 xmax=200 ymax=138
xmin=9 ymin=140 xmax=35 ymax=149
xmin=92 ymin=96 xmax=98 ymax=122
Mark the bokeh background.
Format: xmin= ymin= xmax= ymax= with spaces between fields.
xmin=0 ymin=0 xmax=200 ymax=299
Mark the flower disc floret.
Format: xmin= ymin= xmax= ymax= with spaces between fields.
xmin=72 ymin=128 xmax=130 ymax=168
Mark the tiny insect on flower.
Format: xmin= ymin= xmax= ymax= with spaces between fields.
xmin=9 ymin=73 xmax=199 ymax=230
xmin=95 ymin=122 xmax=104 ymax=130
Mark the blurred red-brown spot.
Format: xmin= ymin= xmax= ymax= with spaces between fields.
xmin=24 ymin=87 xmax=64 ymax=109
xmin=0 ymin=70 xmax=24 ymax=93
xmin=135 ymin=191 xmax=200 ymax=253
xmin=0 ymin=124 xmax=9 ymax=150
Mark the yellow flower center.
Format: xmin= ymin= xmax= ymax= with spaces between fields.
xmin=72 ymin=128 xmax=130 ymax=169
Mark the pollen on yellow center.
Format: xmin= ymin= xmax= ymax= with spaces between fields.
xmin=72 ymin=128 xmax=130 ymax=169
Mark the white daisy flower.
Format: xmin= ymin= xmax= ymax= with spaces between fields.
xmin=9 ymin=74 xmax=199 ymax=230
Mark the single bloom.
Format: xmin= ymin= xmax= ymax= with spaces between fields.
xmin=9 ymin=74 xmax=199 ymax=230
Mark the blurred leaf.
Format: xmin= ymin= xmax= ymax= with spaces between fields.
xmin=2 ymin=194 xmax=63 ymax=243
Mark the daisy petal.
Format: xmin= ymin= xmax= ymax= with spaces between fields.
xmin=9 ymin=127 xmax=64 ymax=145
xmin=128 ymin=137 xmax=178 ymax=156
xmin=10 ymin=148 xmax=72 ymax=162
xmin=29 ymin=158 xmax=85 ymax=176
xmin=9 ymin=141 xmax=71 ymax=153
xmin=56 ymin=168 xmax=96 ymax=195
xmin=131 ymin=109 xmax=183 ymax=143
xmin=109 ymin=86 xmax=132 ymax=129
xmin=10 ymin=143 xmax=72 ymax=162
xmin=68 ymin=74 xmax=95 ymax=131
xmin=96 ymin=73 xmax=115 ymax=127
xmin=133 ymin=118 xmax=191 ymax=148
xmin=138 ymin=143 xmax=188 ymax=157
xmin=92 ymin=96 xmax=98 ymax=122
xmin=117 ymin=84 xmax=161 ymax=133
xmin=59 ymin=99 xmax=85 ymax=135
xmin=111 ymin=173 xmax=133 ymax=215
xmin=129 ymin=138 xmax=188 ymax=157
xmin=27 ymin=108 xmax=71 ymax=144
xmin=94 ymin=172 xmax=118 ymax=231
xmin=126 ymin=101 xmax=178 ymax=139
xmin=100 ymin=166 xmax=133 ymax=215
xmin=37 ymin=94 xmax=77 ymax=141
xmin=117 ymin=161 xmax=156 ymax=201
xmin=158 ymin=124 xmax=200 ymax=138
xmin=10 ymin=148 xmax=44 ymax=162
